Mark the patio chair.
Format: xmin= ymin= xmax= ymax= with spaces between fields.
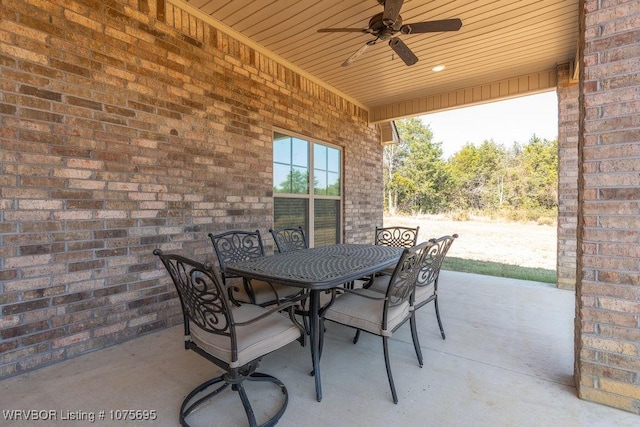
xmin=153 ymin=250 xmax=304 ymax=427
xmin=410 ymin=234 xmax=458 ymax=341
xmin=269 ymin=226 xmax=307 ymax=254
xmin=369 ymin=225 xmax=421 ymax=279
xmin=209 ymin=230 xmax=303 ymax=307
xmin=323 ymin=242 xmax=429 ymax=404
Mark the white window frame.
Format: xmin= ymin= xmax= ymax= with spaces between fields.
xmin=273 ymin=128 xmax=343 ymax=247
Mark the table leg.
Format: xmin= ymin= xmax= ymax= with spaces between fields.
xmin=308 ymin=289 xmax=322 ymax=402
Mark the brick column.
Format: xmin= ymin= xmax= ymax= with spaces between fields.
xmin=556 ymin=63 xmax=579 ymax=291
xmin=576 ymin=0 xmax=640 ymax=413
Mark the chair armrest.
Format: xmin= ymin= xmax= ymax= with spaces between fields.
xmin=234 ymin=292 xmax=309 ymax=327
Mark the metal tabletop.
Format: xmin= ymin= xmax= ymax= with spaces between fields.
xmin=225 ymin=243 xmax=403 ymax=289
xmin=224 ymin=243 xmax=404 ymax=402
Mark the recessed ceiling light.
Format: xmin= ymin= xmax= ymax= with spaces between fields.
xmin=432 ymin=65 xmax=446 ymax=72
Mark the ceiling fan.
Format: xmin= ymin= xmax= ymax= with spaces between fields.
xmin=317 ymin=0 xmax=462 ymax=67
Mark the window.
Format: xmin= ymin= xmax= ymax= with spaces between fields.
xmin=273 ymin=131 xmax=342 ymax=247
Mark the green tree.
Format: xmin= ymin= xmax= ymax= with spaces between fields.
xmin=275 ymin=169 xmax=309 ymax=194
xmin=382 ymin=137 xmax=409 ymax=214
xmin=386 ymin=122 xmax=558 ymax=218
xmin=448 ymin=140 xmax=508 ymax=209
xmin=520 ymin=135 xmax=558 ymax=209
xmin=391 ymin=118 xmax=453 ymax=213
xmin=446 ymin=135 xmax=558 ymax=215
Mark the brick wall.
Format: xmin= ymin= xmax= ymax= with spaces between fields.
xmin=0 ymin=0 xmax=383 ymax=377
xmin=556 ymin=62 xmax=579 ymax=291
xmin=576 ymin=0 xmax=640 ymax=413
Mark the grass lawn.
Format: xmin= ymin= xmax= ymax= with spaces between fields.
xmin=442 ymin=256 xmax=557 ymax=284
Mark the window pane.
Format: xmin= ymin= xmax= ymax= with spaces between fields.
xmin=274 ymin=198 xmax=308 ymax=233
xmin=290 ymin=166 xmax=309 ymax=194
xmin=327 ymin=172 xmax=340 ymax=196
xmin=292 ymin=138 xmax=308 ymax=167
xmin=327 ymin=147 xmax=340 ymax=172
xmin=314 ymin=169 xmax=327 ymax=194
xmin=274 ymin=133 xmax=309 ymax=195
xmin=274 ymin=134 xmax=291 ymax=164
xmin=314 ymin=199 xmax=340 ymax=246
xmin=314 ymin=144 xmax=327 ymax=170
xmin=273 ymin=163 xmax=291 ymax=193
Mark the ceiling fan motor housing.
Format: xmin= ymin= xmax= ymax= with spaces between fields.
xmin=369 ymin=12 xmax=403 ymax=39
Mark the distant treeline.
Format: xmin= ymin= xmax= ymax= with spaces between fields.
xmin=385 ymin=118 xmax=558 ymax=222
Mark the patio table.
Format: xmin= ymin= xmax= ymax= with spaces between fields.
xmin=224 ymin=243 xmax=403 ymax=402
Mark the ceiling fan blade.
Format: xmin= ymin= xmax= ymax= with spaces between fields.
xmin=388 ymin=37 xmax=418 ymax=66
xmin=383 ymin=0 xmax=404 ymax=26
xmin=400 ymin=18 xmax=463 ymax=34
xmin=317 ymin=28 xmax=368 ymax=33
xmin=342 ymin=40 xmax=376 ymax=67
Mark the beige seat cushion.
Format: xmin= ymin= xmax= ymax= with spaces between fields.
xmin=190 ymin=304 xmax=301 ymax=368
xmin=414 ymin=283 xmax=435 ymax=305
xmin=367 ymin=275 xmax=391 ymax=293
xmin=324 ymin=288 xmax=410 ymax=337
xmin=230 ymin=279 xmax=302 ymax=306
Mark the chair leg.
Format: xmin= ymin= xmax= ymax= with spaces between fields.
xmin=179 ymin=372 xmax=288 ymax=427
xmin=352 ymin=329 xmax=361 ymax=344
xmin=319 ymin=318 xmax=325 ymax=360
xmin=302 ymin=315 xmax=309 ymax=345
xmin=434 ymin=297 xmax=446 ymax=339
xmin=292 ymin=312 xmax=307 ymax=347
xmin=247 ymin=373 xmax=289 ymax=427
xmin=236 ymin=382 xmax=258 ymax=427
xmin=382 ymin=336 xmax=398 ymax=404
xmin=410 ymin=313 xmax=423 ymax=367
xmin=180 ymin=376 xmax=228 ymax=426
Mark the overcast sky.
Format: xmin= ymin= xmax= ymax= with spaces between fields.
xmin=420 ymin=91 xmax=558 ymax=158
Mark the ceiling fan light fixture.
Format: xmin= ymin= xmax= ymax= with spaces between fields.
xmin=432 ymin=65 xmax=446 ymax=72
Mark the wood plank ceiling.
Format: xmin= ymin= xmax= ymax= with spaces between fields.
xmin=180 ymin=0 xmax=579 ymax=122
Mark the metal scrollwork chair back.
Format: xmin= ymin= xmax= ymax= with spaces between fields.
xmin=411 ymin=234 xmax=458 ymax=341
xmin=154 ymin=249 xmax=303 ymax=427
xmin=375 ymin=226 xmax=420 ymax=248
xmin=269 ymin=226 xmax=308 ymax=254
xmin=209 ymin=230 xmax=301 ymax=307
xmin=368 ymin=226 xmax=421 ymax=281
xmin=323 ymin=241 xmax=429 ymax=403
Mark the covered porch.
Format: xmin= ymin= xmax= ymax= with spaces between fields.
xmin=3 ymin=271 xmax=637 ymax=426
xmin=1 ymin=0 xmax=639 ymax=418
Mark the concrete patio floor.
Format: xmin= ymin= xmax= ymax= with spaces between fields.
xmin=1 ymin=271 xmax=637 ymax=426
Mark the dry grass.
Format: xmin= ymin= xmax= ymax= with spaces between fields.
xmin=384 ymin=214 xmax=557 ymax=271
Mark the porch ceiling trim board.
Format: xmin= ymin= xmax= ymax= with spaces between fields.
xmin=370 ymin=68 xmax=559 ymax=124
